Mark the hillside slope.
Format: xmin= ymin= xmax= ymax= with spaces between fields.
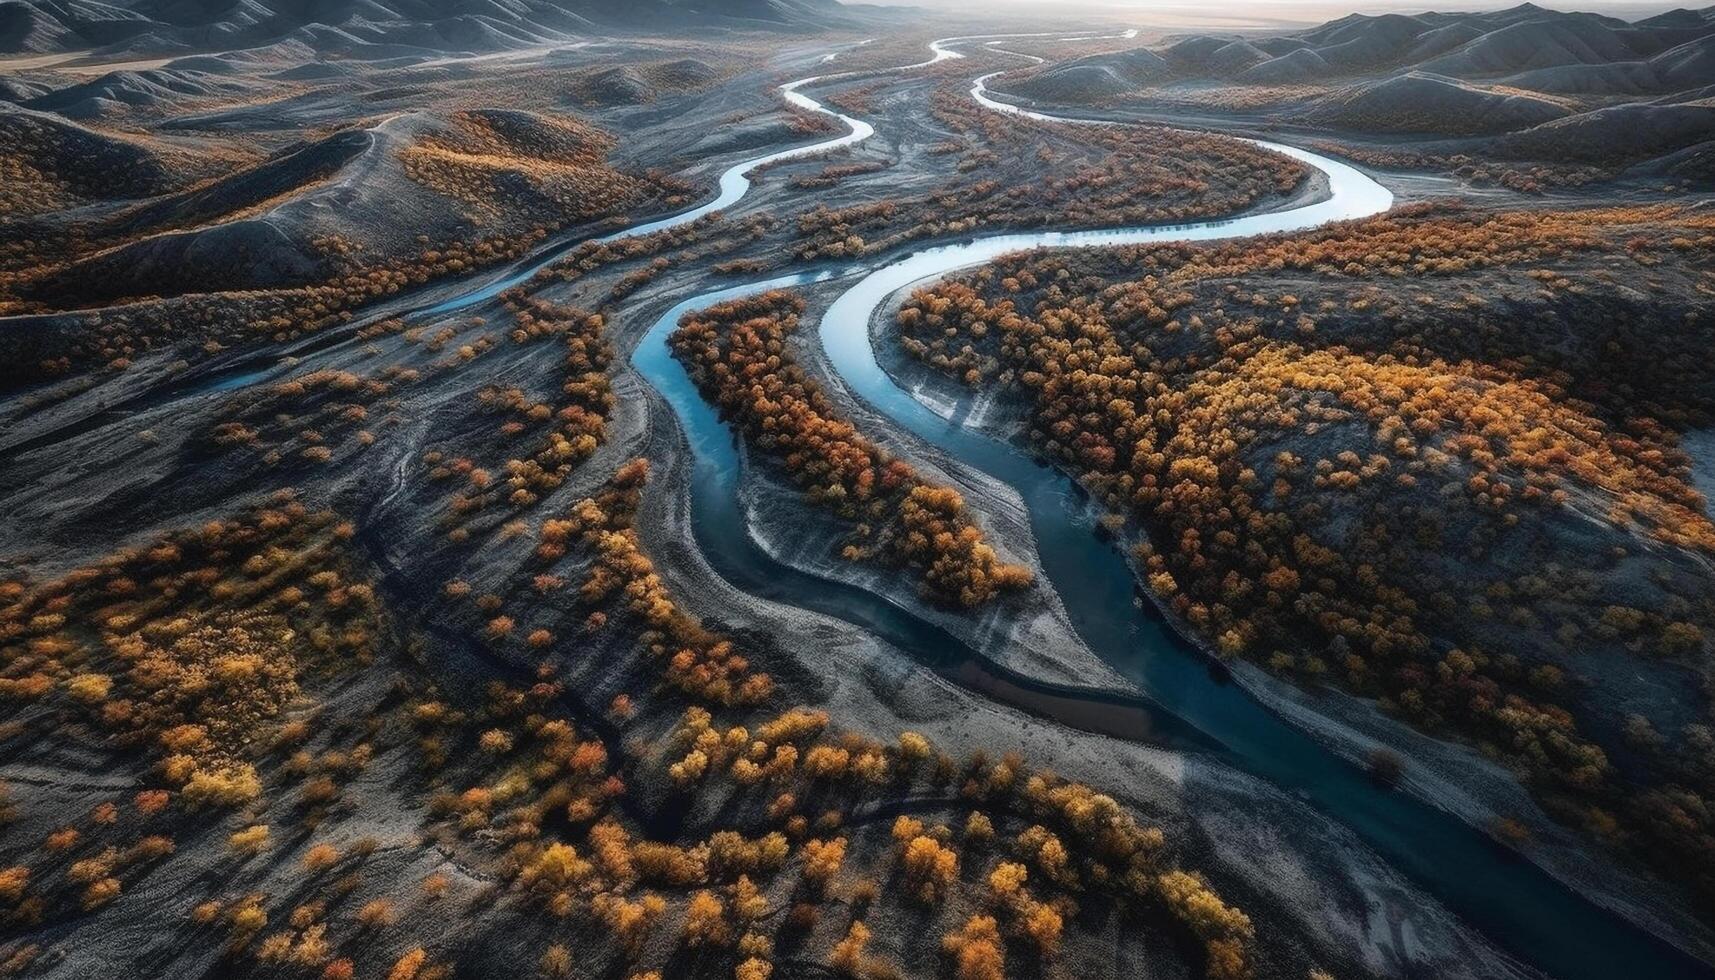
xmin=0 ymin=0 xmax=858 ymax=55
xmin=988 ymin=4 xmax=1715 ymax=170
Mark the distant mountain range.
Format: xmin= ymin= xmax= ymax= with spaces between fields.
xmin=0 ymin=0 xmax=860 ymax=55
xmin=998 ymin=3 xmax=1715 ymax=163
xmin=1011 ymin=4 xmax=1715 ymax=97
xmin=1244 ymin=3 xmax=1714 ymax=88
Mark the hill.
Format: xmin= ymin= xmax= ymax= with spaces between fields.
xmin=997 ymin=4 xmax=1715 ymax=99
xmin=21 ymin=65 xmax=260 ymax=118
xmin=9 ymin=106 xmax=671 ymax=306
xmin=1302 ymin=71 xmax=1572 ymax=134
xmin=0 ymin=102 xmax=226 ymax=214
xmin=988 ymin=4 xmax=1715 ymax=169
xmin=1003 ymin=47 xmax=1173 ymax=103
xmin=1252 ymin=3 xmax=1715 ymax=91
xmin=1491 ymin=100 xmax=1715 ymax=162
xmin=0 ymin=0 xmax=859 ymax=56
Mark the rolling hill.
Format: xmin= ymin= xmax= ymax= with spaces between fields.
xmin=0 ymin=0 xmax=858 ymax=56
xmin=989 ymin=3 xmax=1715 ymax=167
xmin=1001 ymin=4 xmax=1715 ymax=95
xmin=1303 ymin=70 xmax=1572 ymax=134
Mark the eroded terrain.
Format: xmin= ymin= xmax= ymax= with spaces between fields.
xmin=2 ymin=6 xmax=1714 ymax=980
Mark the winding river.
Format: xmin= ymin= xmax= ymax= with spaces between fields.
xmin=622 ymin=34 xmax=1715 ymax=980
xmin=104 ymin=29 xmax=1706 ymax=980
xmin=417 ymin=46 xmax=972 ymax=317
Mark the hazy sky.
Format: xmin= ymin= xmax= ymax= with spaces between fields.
xmin=872 ymin=0 xmax=1689 ymax=28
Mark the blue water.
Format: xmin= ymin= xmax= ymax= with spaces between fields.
xmin=618 ymin=39 xmax=1713 ymax=980
xmin=175 ymin=32 xmax=1712 ymax=980
xmin=418 ymin=61 xmax=922 ymax=317
xmin=631 ymin=273 xmax=1206 ymax=748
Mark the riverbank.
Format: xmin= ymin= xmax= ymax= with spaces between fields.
xmin=6 ymin=24 xmax=1711 ymax=980
xmin=860 ymin=229 xmax=1715 ymax=973
xmin=619 ymin=323 xmax=1542 ymax=980
xmin=600 ymin=38 xmax=1715 ymax=973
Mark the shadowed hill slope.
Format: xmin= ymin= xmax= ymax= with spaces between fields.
xmin=1001 ymin=5 xmax=1715 ymax=95
xmin=0 ymin=0 xmax=862 ymax=56
xmin=988 ymin=4 xmax=1715 ymax=170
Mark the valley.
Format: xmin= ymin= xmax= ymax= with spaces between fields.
xmin=1 ymin=4 xmax=1712 ymax=979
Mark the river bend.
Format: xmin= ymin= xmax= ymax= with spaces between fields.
xmin=625 ymin=35 xmax=1713 ymax=980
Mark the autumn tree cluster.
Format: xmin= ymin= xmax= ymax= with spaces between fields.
xmin=545 ymin=460 xmax=776 ymax=707
xmin=0 ymin=492 xmax=383 ymax=926
xmin=400 ymin=110 xmax=656 ymax=222
xmin=670 ymin=290 xmax=1031 ymax=607
xmin=894 ymin=202 xmax=1715 ymax=908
